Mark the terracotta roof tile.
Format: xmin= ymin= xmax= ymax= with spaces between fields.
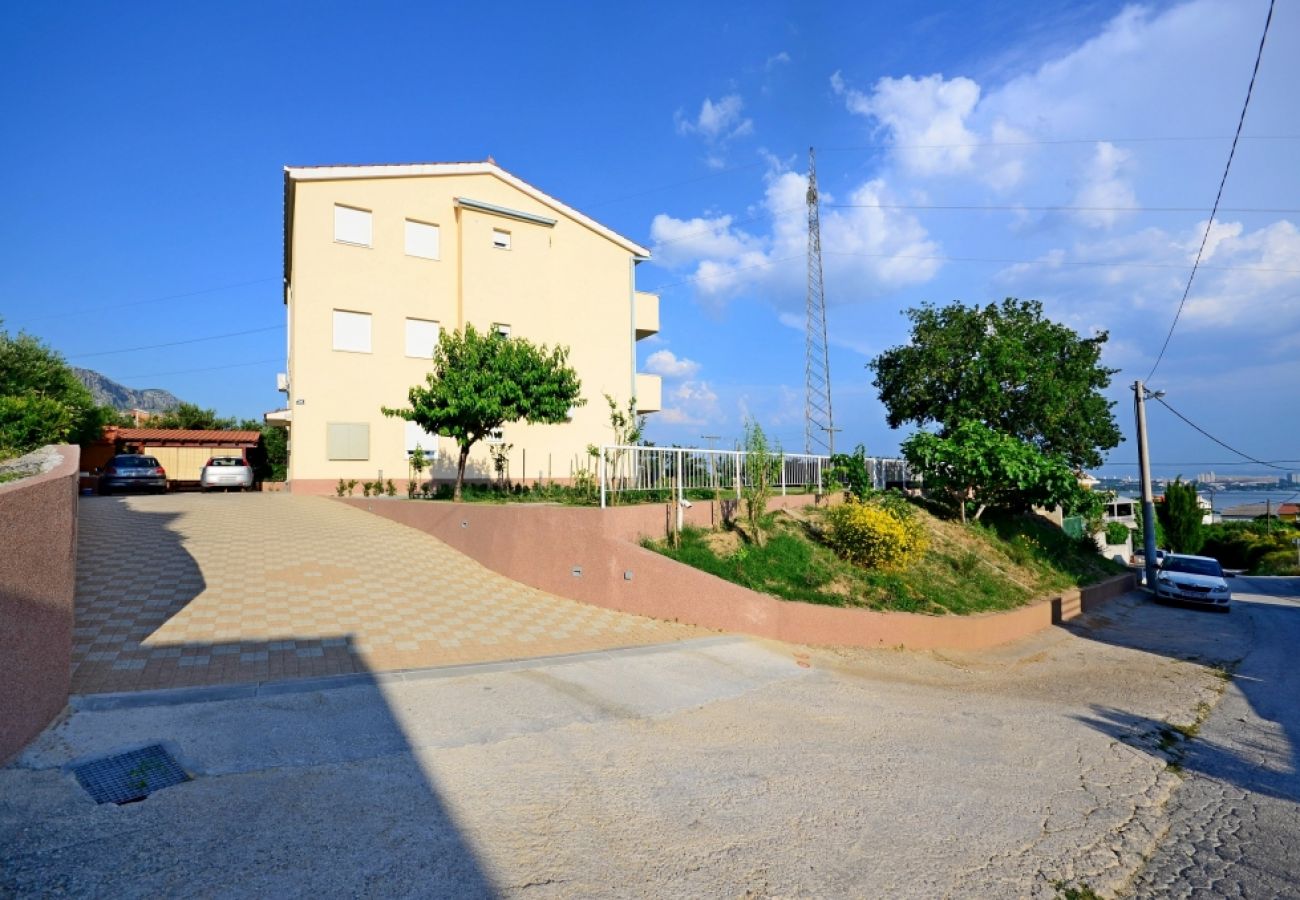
xmin=117 ymin=429 xmax=262 ymax=445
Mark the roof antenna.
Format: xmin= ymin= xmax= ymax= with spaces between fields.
xmin=486 ymin=155 xmax=496 ymax=164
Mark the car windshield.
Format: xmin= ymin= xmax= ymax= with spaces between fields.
xmin=210 ymin=458 xmax=245 ymax=467
xmin=1163 ymin=557 xmax=1223 ymax=577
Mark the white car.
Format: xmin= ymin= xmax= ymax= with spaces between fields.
xmin=199 ymin=456 xmax=254 ymax=492
xmin=1154 ymin=553 xmax=1231 ymax=611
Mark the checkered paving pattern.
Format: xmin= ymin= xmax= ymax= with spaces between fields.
xmin=72 ymin=494 xmax=702 ymax=694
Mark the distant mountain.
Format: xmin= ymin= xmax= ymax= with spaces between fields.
xmin=73 ymin=368 xmax=182 ymax=412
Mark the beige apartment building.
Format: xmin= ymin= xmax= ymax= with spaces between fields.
xmin=276 ymin=161 xmax=661 ymax=494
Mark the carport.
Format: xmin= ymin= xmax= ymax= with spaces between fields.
xmin=108 ymin=428 xmax=261 ymax=489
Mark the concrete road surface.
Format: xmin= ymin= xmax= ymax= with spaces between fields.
xmin=1 ymin=587 xmax=1280 ymax=898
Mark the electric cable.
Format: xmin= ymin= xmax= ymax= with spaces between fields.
xmin=1152 ymin=395 xmax=1294 ymax=473
xmin=1147 ymin=0 xmax=1276 ymax=381
xmin=67 ymin=325 xmax=284 ymax=360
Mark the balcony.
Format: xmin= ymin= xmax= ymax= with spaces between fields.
xmin=634 ymin=291 xmax=659 ymax=340
xmin=635 ymin=373 xmax=662 ymax=413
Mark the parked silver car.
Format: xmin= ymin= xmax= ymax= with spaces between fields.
xmin=1154 ymin=553 xmax=1231 ymax=611
xmin=199 ymin=456 xmax=254 ymax=492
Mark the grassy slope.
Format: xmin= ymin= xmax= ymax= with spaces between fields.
xmin=649 ymin=504 xmax=1125 ymax=616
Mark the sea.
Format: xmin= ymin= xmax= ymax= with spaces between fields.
xmin=1194 ymin=489 xmax=1299 ymax=515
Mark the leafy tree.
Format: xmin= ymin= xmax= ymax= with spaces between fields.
xmin=825 ymin=444 xmax=873 ymax=501
xmin=741 ymin=419 xmax=782 ymax=546
xmin=0 ymin=322 xmax=114 ymax=457
xmin=382 ymin=323 xmax=583 ymax=501
xmin=586 ymin=393 xmax=647 ymax=505
xmin=901 ymin=420 xmax=1079 ymax=524
xmin=1132 ymin=503 xmax=1166 ymax=551
xmin=261 ymin=425 xmax=288 ymax=481
xmin=1157 ymin=477 xmax=1205 ymax=554
xmin=148 ymin=402 xmax=237 ymax=430
xmin=870 ymin=298 xmax=1121 ymax=470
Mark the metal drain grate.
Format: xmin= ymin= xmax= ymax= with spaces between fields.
xmin=72 ymin=744 xmax=190 ymax=805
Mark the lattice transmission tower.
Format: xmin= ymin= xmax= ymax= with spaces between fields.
xmin=804 ymin=147 xmax=835 ymax=455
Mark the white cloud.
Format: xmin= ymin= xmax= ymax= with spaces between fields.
xmin=675 ymin=94 xmax=754 ymax=142
xmin=1071 ymin=142 xmax=1137 ymax=229
xmin=658 ymin=380 xmax=720 ymax=426
xmin=650 ymin=168 xmax=942 ymax=310
xmin=644 ymin=349 xmax=701 ymax=378
xmin=765 ymin=51 xmax=791 ymax=70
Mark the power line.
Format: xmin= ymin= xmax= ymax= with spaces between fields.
xmin=818 ymin=134 xmax=1300 ymax=152
xmin=8 ymin=277 xmax=279 ymax=325
xmin=107 ymin=358 xmax=282 ymax=380
xmin=1152 ymin=395 xmax=1294 ymax=473
xmin=1147 ymin=0 xmax=1276 ymax=381
xmin=824 ymin=202 xmax=1299 ymax=214
xmin=642 ymin=247 xmax=1300 ymax=293
xmin=67 ymin=324 xmax=284 ymax=360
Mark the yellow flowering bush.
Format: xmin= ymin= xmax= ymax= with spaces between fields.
xmin=825 ymin=499 xmax=929 ymax=571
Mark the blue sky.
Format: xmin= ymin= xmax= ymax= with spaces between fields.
xmin=2 ymin=0 xmax=1296 ymax=479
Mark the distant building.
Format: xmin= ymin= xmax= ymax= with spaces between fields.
xmin=1221 ymin=502 xmax=1300 ymax=522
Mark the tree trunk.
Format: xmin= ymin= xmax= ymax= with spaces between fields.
xmin=454 ymin=444 xmax=469 ymax=502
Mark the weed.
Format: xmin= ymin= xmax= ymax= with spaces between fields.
xmin=1051 ymin=878 xmax=1103 ymax=899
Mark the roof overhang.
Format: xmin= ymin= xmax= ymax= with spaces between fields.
xmin=283 ymin=161 xmax=651 ymax=258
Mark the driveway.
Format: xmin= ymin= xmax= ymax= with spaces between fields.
xmin=3 ymin=587 xmax=1255 ymax=897
xmin=71 ymin=493 xmax=701 ymax=694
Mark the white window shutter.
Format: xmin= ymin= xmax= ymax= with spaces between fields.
xmin=332 ymin=310 xmax=372 ymax=353
xmin=405 ymin=318 xmax=440 ymax=358
xmin=405 ymin=221 xmax=440 ymax=260
xmin=404 ymin=419 xmax=438 ymax=454
xmin=334 ymin=206 xmax=372 ymax=246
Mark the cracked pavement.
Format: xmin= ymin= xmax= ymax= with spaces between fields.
xmin=2 ymin=584 xmax=1288 ymax=897
xmin=1128 ymin=576 xmax=1300 ymax=898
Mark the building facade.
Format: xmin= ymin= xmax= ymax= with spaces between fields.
xmin=278 ymin=162 xmax=661 ymax=494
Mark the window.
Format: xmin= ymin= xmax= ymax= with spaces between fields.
xmin=492 ymin=228 xmax=511 ymax=250
xmin=486 ymin=428 xmax=505 ymax=444
xmin=492 ymin=323 xmax=511 ymax=338
xmin=334 ymin=205 xmax=372 ymax=247
xmin=332 ymin=310 xmax=372 ymax=353
xmin=326 ymin=423 xmax=370 ymax=460
xmin=405 ymin=420 xmax=438 ymax=455
xmin=405 ymin=220 xmax=440 ymax=260
xmin=405 ymin=318 xmax=440 ymax=358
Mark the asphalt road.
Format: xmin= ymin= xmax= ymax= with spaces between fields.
xmin=1129 ymin=575 xmax=1300 ymax=898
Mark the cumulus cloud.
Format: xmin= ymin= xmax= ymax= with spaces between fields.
xmin=658 ymin=380 xmax=720 ymax=426
xmin=644 ymin=349 xmax=701 ymax=378
xmin=676 ymin=95 xmax=753 ymax=140
xmin=1071 ymin=142 xmax=1138 ymax=229
xmin=650 ymin=168 xmax=942 ymax=310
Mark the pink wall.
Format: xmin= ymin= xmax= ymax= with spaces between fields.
xmin=345 ymin=497 xmax=1134 ymax=652
xmin=0 ymin=446 xmax=79 ymax=764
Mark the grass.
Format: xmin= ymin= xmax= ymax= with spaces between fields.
xmin=0 ymin=470 xmax=24 ymax=486
xmin=647 ymin=502 xmax=1126 ymax=616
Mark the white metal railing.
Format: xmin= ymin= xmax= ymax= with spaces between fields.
xmin=597 ymin=445 xmax=911 ymax=508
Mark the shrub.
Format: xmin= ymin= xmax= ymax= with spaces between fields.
xmin=1104 ymin=521 xmax=1130 ymax=545
xmin=1255 ymin=549 xmax=1300 ymax=576
xmin=825 ymin=499 xmax=928 ymax=571
xmin=336 ymin=479 xmax=347 ymax=498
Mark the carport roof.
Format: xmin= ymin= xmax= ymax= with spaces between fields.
xmin=118 ymin=428 xmax=261 ymax=447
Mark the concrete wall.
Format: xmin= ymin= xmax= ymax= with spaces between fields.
xmin=0 ymin=446 xmax=79 ymax=764
xmin=345 ymin=497 xmax=1135 ymax=652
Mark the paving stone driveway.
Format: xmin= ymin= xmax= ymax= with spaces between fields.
xmin=72 ymin=493 xmax=702 ymax=694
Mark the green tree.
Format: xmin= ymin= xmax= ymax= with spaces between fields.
xmin=741 ymin=419 xmax=782 ymax=546
xmin=0 ymin=323 xmax=114 ymax=457
xmin=1133 ymin=503 xmax=1167 ymax=551
xmin=148 ymin=402 xmax=236 ymax=430
xmin=586 ymin=393 xmax=648 ymax=505
xmin=901 ymin=420 xmax=1079 ymax=524
xmin=870 ymin=298 xmax=1121 ymax=470
xmin=1157 ymin=477 xmax=1204 ymax=554
xmin=382 ymin=323 xmax=583 ymax=501
xmin=261 ymin=425 xmax=288 ymax=481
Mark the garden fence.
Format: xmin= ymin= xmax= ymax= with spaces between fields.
xmin=596 ymin=445 xmax=910 ymax=509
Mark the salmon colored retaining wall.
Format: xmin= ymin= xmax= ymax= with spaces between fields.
xmin=345 ymin=498 xmax=1135 ymax=652
xmin=0 ymin=446 xmax=79 ymax=765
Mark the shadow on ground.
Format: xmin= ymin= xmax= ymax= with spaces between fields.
xmin=3 ymin=497 xmax=498 ymax=896
xmin=1063 ymin=578 xmax=1300 ymax=804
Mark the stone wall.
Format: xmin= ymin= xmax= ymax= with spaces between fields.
xmin=0 ymin=445 xmax=79 ymax=764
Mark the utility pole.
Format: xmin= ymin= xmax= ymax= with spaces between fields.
xmin=820 ymin=426 xmax=842 ymax=458
xmin=1134 ymin=380 xmax=1160 ymax=591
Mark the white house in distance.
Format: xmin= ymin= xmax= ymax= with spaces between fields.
xmin=273 ymin=161 xmax=662 ymax=494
